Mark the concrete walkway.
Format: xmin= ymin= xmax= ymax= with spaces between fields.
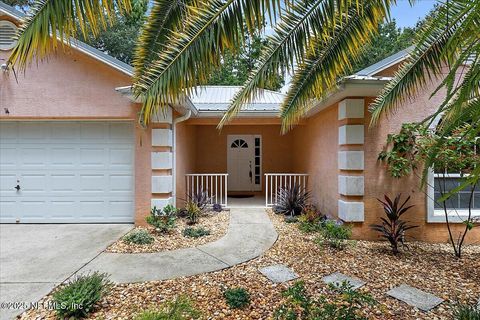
xmin=81 ymin=208 xmax=277 ymax=283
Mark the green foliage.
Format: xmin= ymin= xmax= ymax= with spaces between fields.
xmin=123 ymin=229 xmax=154 ymax=245
xmin=182 ymin=227 xmax=211 ymax=238
xmin=208 ymin=32 xmax=284 ymax=91
xmin=317 ymin=220 xmax=352 ymax=250
xmin=298 ymin=205 xmax=326 ymax=233
xmin=274 ymin=281 xmax=375 ymax=320
xmin=352 ymin=20 xmax=415 ymax=74
xmin=134 ymin=296 xmax=201 ymax=320
xmin=185 ymin=201 xmax=201 ymax=225
xmin=52 ymin=272 xmax=112 ymax=319
xmin=223 ymin=287 xmax=250 ymax=309
xmin=453 ymin=302 xmax=480 ymax=320
xmin=77 ymin=0 xmax=148 ymax=64
xmin=187 ymin=190 xmax=211 ymax=212
xmin=146 ymin=206 xmax=177 ymax=234
xmin=370 ymin=194 xmax=417 ymax=255
xmin=273 ymin=184 xmax=310 ymax=217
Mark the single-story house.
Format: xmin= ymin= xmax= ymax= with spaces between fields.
xmin=0 ymin=3 xmax=478 ymax=243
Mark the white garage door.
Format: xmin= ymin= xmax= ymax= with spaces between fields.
xmin=0 ymin=121 xmax=135 ymax=223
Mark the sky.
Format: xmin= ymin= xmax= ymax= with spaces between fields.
xmin=390 ymin=0 xmax=437 ymax=28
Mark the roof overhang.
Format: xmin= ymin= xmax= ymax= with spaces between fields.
xmin=115 ymin=85 xmax=198 ymax=116
xmin=306 ymin=76 xmax=392 ymax=117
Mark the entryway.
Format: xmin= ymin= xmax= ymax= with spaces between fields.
xmin=226 ymin=134 xmax=262 ymax=192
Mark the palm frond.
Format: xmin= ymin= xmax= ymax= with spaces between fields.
xmin=219 ymin=0 xmax=349 ymax=126
xmin=369 ymin=0 xmax=478 ymax=124
xmin=279 ymin=0 xmax=390 ymax=132
xmin=133 ymin=0 xmax=191 ymax=84
xmin=8 ymin=0 xmax=131 ymax=70
xmin=133 ymin=0 xmax=280 ymax=124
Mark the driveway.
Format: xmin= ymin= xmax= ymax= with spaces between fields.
xmin=0 ymin=224 xmax=132 ymax=320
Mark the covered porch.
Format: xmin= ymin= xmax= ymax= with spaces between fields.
xmin=176 ymin=117 xmax=308 ymax=208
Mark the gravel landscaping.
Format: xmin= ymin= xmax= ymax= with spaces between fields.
xmin=21 ymin=210 xmax=479 ymax=319
xmin=106 ymin=211 xmax=230 ymax=253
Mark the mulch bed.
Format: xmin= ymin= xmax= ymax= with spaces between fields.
xmin=106 ymin=211 xmax=230 ymax=253
xmin=21 ymin=210 xmax=480 ymax=319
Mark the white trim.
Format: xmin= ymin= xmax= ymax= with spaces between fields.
xmin=427 ymin=170 xmax=480 ymax=223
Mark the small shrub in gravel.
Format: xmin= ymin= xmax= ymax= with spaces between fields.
xmin=452 ymin=302 xmax=480 ymax=320
xmin=223 ymin=287 xmax=250 ymax=309
xmin=52 ymin=272 xmax=112 ymax=319
xmin=273 ymin=184 xmax=310 ymax=216
xmin=185 ymin=201 xmax=201 ymax=224
xmin=212 ymin=203 xmax=223 ymax=212
xmin=317 ymin=220 xmax=352 ymax=250
xmin=182 ymin=227 xmax=211 ymax=238
xmin=284 ymin=216 xmax=299 ymax=223
xmin=123 ymin=229 xmax=154 ymax=245
xmin=134 ymin=296 xmax=201 ymax=320
xmin=146 ymin=206 xmax=177 ymax=233
xmin=275 ymin=281 xmax=375 ymax=320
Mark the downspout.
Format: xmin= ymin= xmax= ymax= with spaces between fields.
xmin=172 ymin=109 xmax=192 ymax=206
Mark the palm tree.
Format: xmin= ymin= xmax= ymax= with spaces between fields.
xmin=9 ymin=0 xmax=477 ymax=142
xmin=9 ymin=0 xmax=391 ymax=126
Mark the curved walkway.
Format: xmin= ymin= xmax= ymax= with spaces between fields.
xmin=81 ymin=208 xmax=278 ymax=283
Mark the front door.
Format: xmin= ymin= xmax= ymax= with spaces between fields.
xmin=227 ymin=135 xmax=261 ymax=192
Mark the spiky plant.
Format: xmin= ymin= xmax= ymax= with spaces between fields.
xmin=273 ymin=184 xmax=310 ymax=217
xmin=370 ymin=194 xmax=418 ymax=255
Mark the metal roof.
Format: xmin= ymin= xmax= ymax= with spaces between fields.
xmin=189 ymin=86 xmax=285 ymax=111
xmin=0 ymin=2 xmax=133 ymax=76
xmin=355 ymin=46 xmax=413 ymax=76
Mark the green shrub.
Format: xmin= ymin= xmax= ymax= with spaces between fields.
xmin=185 ymin=201 xmax=201 ymax=224
xmin=182 ymin=227 xmax=211 ymax=238
xmin=298 ymin=205 xmax=326 ymax=233
xmin=123 ymin=229 xmax=154 ymax=245
xmin=274 ymin=281 xmax=375 ymax=320
xmin=453 ymin=302 xmax=480 ymax=320
xmin=134 ymin=296 xmax=200 ymax=320
xmin=52 ymin=272 xmax=112 ymax=319
xmin=317 ymin=220 xmax=352 ymax=250
xmin=146 ymin=206 xmax=177 ymax=233
xmin=223 ymin=287 xmax=250 ymax=309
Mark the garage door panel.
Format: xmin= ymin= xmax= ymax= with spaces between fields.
xmin=0 ymin=147 xmax=17 ymax=168
xmin=80 ymin=148 xmax=106 ymax=167
xmin=0 ymin=121 xmax=134 ymax=223
xmin=51 ymin=148 xmax=78 ymax=167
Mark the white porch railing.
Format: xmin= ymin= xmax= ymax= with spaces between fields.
xmin=265 ymin=173 xmax=309 ymax=207
xmin=185 ymin=174 xmax=228 ymax=207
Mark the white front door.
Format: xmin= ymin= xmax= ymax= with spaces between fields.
xmin=227 ymin=135 xmax=261 ymax=192
xmin=0 ymin=121 xmax=135 ymax=223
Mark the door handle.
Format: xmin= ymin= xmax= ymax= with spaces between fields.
xmin=14 ymin=180 xmax=20 ymax=191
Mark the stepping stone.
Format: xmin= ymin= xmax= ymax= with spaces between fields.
xmin=386 ymin=284 xmax=444 ymax=312
xmin=259 ymin=264 xmax=299 ymax=283
xmin=322 ymin=272 xmax=366 ymax=290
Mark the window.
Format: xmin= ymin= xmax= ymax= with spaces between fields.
xmin=427 ymin=138 xmax=480 ymax=222
xmin=230 ymin=139 xmax=248 ymax=148
xmin=0 ymin=21 xmax=18 ymax=51
xmin=254 ymin=137 xmax=261 ymax=185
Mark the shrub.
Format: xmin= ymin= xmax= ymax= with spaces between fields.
xmin=274 ymin=281 xmax=375 ymax=320
xmin=134 ymin=296 xmax=201 ymax=320
xmin=452 ymin=302 xmax=480 ymax=320
xmin=370 ymin=194 xmax=418 ymax=255
xmin=212 ymin=203 xmax=223 ymax=212
xmin=185 ymin=201 xmax=201 ymax=225
xmin=273 ymin=184 xmax=310 ymax=216
xmin=188 ymin=189 xmax=211 ymax=212
xmin=163 ymin=204 xmax=178 ymax=216
xmin=284 ymin=216 xmax=299 ymax=223
xmin=52 ymin=272 xmax=112 ymax=319
xmin=223 ymin=287 xmax=250 ymax=309
xmin=146 ymin=206 xmax=177 ymax=233
xmin=123 ymin=229 xmax=154 ymax=245
xmin=183 ymin=227 xmax=211 ymax=238
xmin=318 ymin=220 xmax=352 ymax=250
xmin=298 ymin=205 xmax=325 ymax=233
